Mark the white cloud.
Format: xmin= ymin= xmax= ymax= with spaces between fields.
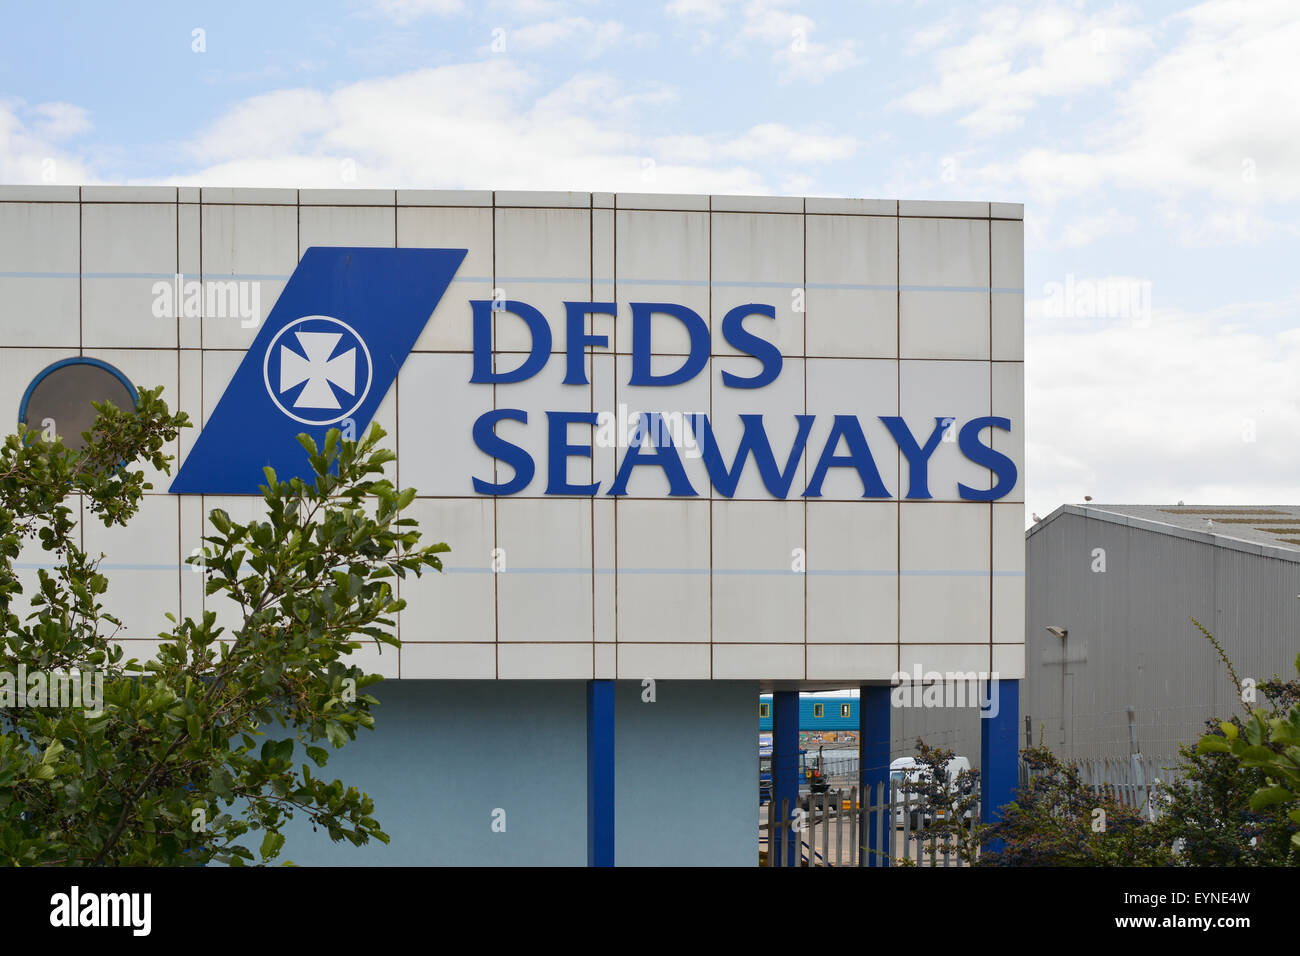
xmin=667 ymin=0 xmax=859 ymax=81
xmin=896 ymin=3 xmax=1152 ymax=135
xmin=364 ymin=0 xmax=464 ymax=24
xmin=491 ymin=0 xmax=585 ymax=18
xmin=665 ymin=0 xmax=732 ymax=21
xmin=1155 ymin=201 xmax=1300 ymax=248
xmin=961 ymin=0 xmax=1300 ymax=209
xmin=655 ymin=122 xmax=858 ymax=165
xmin=722 ymin=123 xmax=858 ymax=163
xmin=907 ymin=15 xmax=959 ymax=53
xmin=28 ymin=102 xmax=92 ymax=141
xmin=507 ymin=17 xmax=627 ymax=56
xmin=1 ymin=56 xmax=854 ymax=195
xmin=533 ymin=73 xmax=675 ymax=117
xmin=0 ymin=100 xmax=96 ymax=184
xmin=974 ymin=148 xmax=1113 ymax=206
xmin=1054 ymin=209 xmax=1137 ymax=249
xmin=1024 ymin=292 xmax=1300 ymax=522
xmin=151 ymin=59 xmax=845 ymax=194
xmin=780 ymin=172 xmax=814 ymax=194
xmin=736 ymin=0 xmax=861 ymax=83
xmin=1100 ymin=0 xmax=1300 ymax=202
xmin=188 ymin=89 xmax=335 ymax=164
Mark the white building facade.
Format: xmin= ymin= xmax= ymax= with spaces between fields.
xmin=1 ymin=186 xmax=1024 ymax=865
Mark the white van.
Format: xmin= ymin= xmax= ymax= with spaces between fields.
xmin=889 ymin=757 xmax=923 ymax=827
xmin=889 ymin=755 xmax=973 ymax=828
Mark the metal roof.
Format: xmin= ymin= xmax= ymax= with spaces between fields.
xmin=1027 ymin=504 xmax=1300 ymax=562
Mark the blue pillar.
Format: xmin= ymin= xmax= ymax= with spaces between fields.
xmin=980 ymin=677 xmax=1019 ymax=851
xmin=859 ymin=684 xmax=891 ymax=866
xmin=771 ymin=690 xmax=799 ymax=867
xmin=586 ymin=679 xmax=615 ymax=867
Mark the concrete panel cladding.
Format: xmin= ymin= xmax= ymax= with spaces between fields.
xmin=0 ymin=186 xmax=1025 ymax=685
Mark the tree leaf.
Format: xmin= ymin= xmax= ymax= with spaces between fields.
xmin=1248 ymin=786 xmax=1295 ymax=811
xmin=260 ymin=830 xmax=285 ymax=862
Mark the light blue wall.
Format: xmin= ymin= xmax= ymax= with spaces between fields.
xmin=615 ymin=680 xmax=757 ymax=866
xmin=272 ymin=678 xmax=758 ymax=866
xmin=277 ymin=680 xmax=587 ymax=866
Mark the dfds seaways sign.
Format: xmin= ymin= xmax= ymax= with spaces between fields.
xmin=173 ymin=246 xmax=1017 ymax=502
xmin=3 ymin=187 xmax=1025 ymax=678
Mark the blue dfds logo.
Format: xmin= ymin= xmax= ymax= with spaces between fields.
xmin=263 ymin=315 xmax=373 ymax=426
xmin=170 ymin=246 xmax=465 ymax=494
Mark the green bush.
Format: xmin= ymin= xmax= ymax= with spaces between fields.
xmin=978 ymin=746 xmax=1175 ymax=866
xmin=1185 ymin=654 xmax=1300 ymax=865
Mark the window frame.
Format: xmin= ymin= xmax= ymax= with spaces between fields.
xmin=18 ymin=357 xmax=139 ymax=434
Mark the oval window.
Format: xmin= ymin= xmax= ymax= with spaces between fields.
xmin=18 ymin=358 xmax=138 ymax=452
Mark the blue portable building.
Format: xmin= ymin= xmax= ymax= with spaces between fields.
xmin=758 ymin=695 xmax=858 ymax=732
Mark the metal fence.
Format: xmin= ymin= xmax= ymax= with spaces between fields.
xmin=1019 ymin=753 xmax=1183 ymax=821
xmin=816 ymin=753 xmax=859 ymax=783
xmin=760 ymin=782 xmax=978 ymax=867
xmin=760 ymin=752 xmax=1184 ymax=867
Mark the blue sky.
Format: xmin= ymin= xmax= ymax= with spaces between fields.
xmin=2 ymin=0 xmax=1298 ymax=523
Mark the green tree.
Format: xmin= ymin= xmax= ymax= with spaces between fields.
xmin=974 ymin=619 xmax=1299 ymax=867
xmin=1194 ymin=653 xmax=1300 ymax=863
xmin=978 ymin=746 xmax=1175 ymax=866
xmin=898 ymin=739 xmax=982 ymax=864
xmin=1154 ymin=667 xmax=1300 ymax=865
xmin=0 ymin=390 xmax=446 ymax=865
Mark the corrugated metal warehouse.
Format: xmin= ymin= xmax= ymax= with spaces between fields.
xmin=863 ymin=503 xmax=1300 ymax=770
xmin=1023 ymin=504 xmax=1300 ymax=763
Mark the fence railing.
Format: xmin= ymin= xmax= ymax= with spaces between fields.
xmin=761 ymin=753 xmax=1183 ymax=867
xmin=760 ymin=782 xmax=978 ymax=867
xmin=1019 ymin=753 xmax=1183 ymax=821
xmin=816 ymin=754 xmax=859 ymax=783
